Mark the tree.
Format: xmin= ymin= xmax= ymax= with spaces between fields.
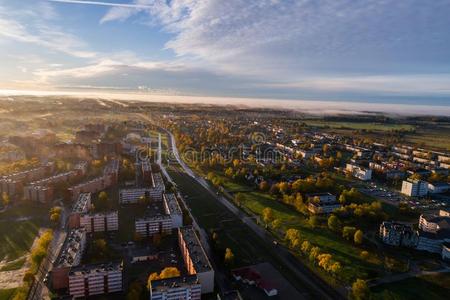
xmin=301 ymin=240 xmax=311 ymax=255
xmin=354 ymin=229 xmax=363 ymax=245
xmin=262 ymin=207 xmax=274 ymax=223
xmin=1 ymin=192 xmax=10 ymax=207
xmin=327 ymin=215 xmax=341 ymax=232
xmin=235 ymin=193 xmax=244 ymax=207
xmin=160 ymin=267 xmax=180 ymax=279
xmin=272 ymin=219 xmax=281 ymax=229
xmin=224 ymin=248 xmax=235 ymax=266
xmin=97 ymin=191 xmax=109 ymax=211
xmin=259 ymin=181 xmax=269 ymax=191
xmin=50 ymin=212 xmax=60 ymax=224
xmin=351 ymin=279 xmax=369 ymax=300
xmin=342 ymin=226 xmax=357 ymax=240
xmin=339 ymin=194 xmax=346 ymax=204
xmin=309 ymin=216 xmax=319 ymax=228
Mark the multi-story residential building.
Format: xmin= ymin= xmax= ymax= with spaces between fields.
xmin=120 ymin=188 xmax=152 ymax=204
xmin=417 ymin=211 xmax=450 ymax=254
xmin=346 ymin=164 xmax=372 ymax=181
xmin=427 ymin=182 xmax=450 ymax=194
xmin=69 ymin=193 xmax=92 ymax=228
xmin=0 ymin=163 xmax=53 ymax=197
xmin=135 ymin=213 xmax=172 ymax=238
xmin=178 ymin=227 xmax=214 ymax=294
xmin=163 ymin=193 xmax=183 ymax=229
xmin=401 ymin=179 xmax=428 ymax=197
xmin=22 ymin=185 xmax=54 ymax=203
xmin=80 ymin=211 xmax=119 ymax=233
xmin=142 ymin=161 xmax=152 ymax=182
xmin=149 ymin=275 xmax=201 ymax=300
xmin=68 ymin=262 xmax=123 ymax=299
xmin=379 ymin=221 xmax=418 ymax=247
xmin=69 ymin=176 xmax=113 ymax=201
xmin=52 ymin=228 xmax=87 ymax=290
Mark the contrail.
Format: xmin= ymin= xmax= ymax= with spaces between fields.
xmin=48 ymin=0 xmax=152 ymax=9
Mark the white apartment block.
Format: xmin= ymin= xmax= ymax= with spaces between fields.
xmin=69 ymin=262 xmax=123 ymax=298
xmin=346 ymin=164 xmax=372 ymax=181
xmin=150 ymin=275 xmax=201 ymax=300
xmin=401 ymin=179 xmax=428 ymax=197
xmin=135 ymin=214 xmax=172 ymax=238
xmin=119 ymin=188 xmax=152 ymax=204
xmin=80 ymin=211 xmax=119 ymax=233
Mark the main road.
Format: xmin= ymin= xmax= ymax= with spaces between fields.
xmin=163 ymin=128 xmax=345 ymax=300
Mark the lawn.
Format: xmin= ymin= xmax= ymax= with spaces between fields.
xmin=0 ymin=220 xmax=41 ymax=261
xmin=0 ymin=257 xmax=27 ymax=271
xmin=371 ymin=273 xmax=450 ymax=300
xmin=0 ymin=288 xmax=17 ymax=300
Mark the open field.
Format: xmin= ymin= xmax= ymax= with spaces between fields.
xmin=371 ymin=273 xmax=450 ymax=300
xmin=0 ymin=220 xmax=40 ymax=262
xmin=303 ymin=120 xmax=416 ymax=131
xmin=0 ymin=288 xmax=16 ymax=300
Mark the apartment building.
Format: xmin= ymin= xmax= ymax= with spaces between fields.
xmin=401 ymin=179 xmax=428 ymax=197
xmin=163 ymin=193 xmax=183 ymax=228
xmin=52 ymin=228 xmax=87 ymax=290
xmin=417 ymin=211 xmax=450 ymax=254
xmin=379 ymin=221 xmax=418 ymax=247
xmin=135 ymin=213 xmax=172 ymax=238
xmin=346 ymin=164 xmax=372 ymax=181
xmin=69 ymin=176 xmax=113 ymax=201
xmin=178 ymin=227 xmax=214 ymax=294
xmin=120 ymin=188 xmax=152 ymax=204
xmin=69 ymin=193 xmax=92 ymax=228
xmin=427 ymin=182 xmax=450 ymax=194
xmin=68 ymin=262 xmax=123 ymax=299
xmin=150 ymin=275 xmax=201 ymax=300
xmin=22 ymin=185 xmax=54 ymax=203
xmin=0 ymin=163 xmax=53 ymax=197
xmin=80 ymin=211 xmax=119 ymax=233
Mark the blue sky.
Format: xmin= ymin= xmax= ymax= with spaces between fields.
xmin=1 ymin=0 xmax=450 ymax=105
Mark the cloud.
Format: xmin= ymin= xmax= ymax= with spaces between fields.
xmin=98 ymin=0 xmax=450 ymax=80
xmin=0 ymin=3 xmax=96 ymax=58
xmin=49 ymin=0 xmax=152 ymax=9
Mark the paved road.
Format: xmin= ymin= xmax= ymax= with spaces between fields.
xmin=163 ymin=129 xmax=345 ymax=300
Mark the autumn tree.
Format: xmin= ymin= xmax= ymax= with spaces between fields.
xmin=354 ymin=229 xmax=363 ymax=245
xmin=262 ymin=207 xmax=274 ymax=223
xmin=1 ymin=192 xmax=10 ymax=207
xmin=351 ymin=279 xmax=369 ymax=300
xmin=235 ymin=193 xmax=244 ymax=207
xmin=342 ymin=226 xmax=357 ymax=240
xmin=97 ymin=191 xmax=109 ymax=211
xmin=224 ymin=248 xmax=235 ymax=266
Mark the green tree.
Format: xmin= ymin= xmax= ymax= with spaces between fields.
xmin=342 ymin=226 xmax=357 ymax=240
xmin=309 ymin=215 xmax=319 ymax=228
xmin=327 ymin=215 xmax=341 ymax=232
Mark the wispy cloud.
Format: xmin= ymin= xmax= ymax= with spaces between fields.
xmin=48 ymin=0 xmax=152 ymax=9
xmin=0 ymin=4 xmax=96 ymax=58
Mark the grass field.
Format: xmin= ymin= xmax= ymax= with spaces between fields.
xmin=0 ymin=220 xmax=40 ymax=262
xmin=0 ymin=257 xmax=27 ymax=272
xmin=371 ymin=273 xmax=450 ymax=300
xmin=0 ymin=288 xmax=17 ymax=300
xmin=303 ymin=120 xmax=415 ymax=131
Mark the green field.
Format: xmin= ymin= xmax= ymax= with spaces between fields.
xmin=303 ymin=120 xmax=415 ymax=131
xmin=371 ymin=273 xmax=450 ymax=300
xmin=0 ymin=288 xmax=17 ymax=300
xmin=0 ymin=220 xmax=40 ymax=262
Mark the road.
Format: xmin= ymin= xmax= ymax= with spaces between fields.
xmin=27 ymin=201 xmax=68 ymax=300
xmin=163 ymin=129 xmax=345 ymax=300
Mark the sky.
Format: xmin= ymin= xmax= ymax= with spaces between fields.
xmin=0 ymin=0 xmax=450 ymax=106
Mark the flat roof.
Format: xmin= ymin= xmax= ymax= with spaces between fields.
xmin=69 ymin=261 xmax=123 ymax=276
xmin=55 ymin=228 xmax=86 ymax=268
xmin=164 ymin=193 xmax=182 ymax=215
xmin=179 ymin=227 xmax=212 ymax=273
xmin=150 ymin=274 xmax=199 ymax=291
xmin=72 ymin=193 xmax=91 ymax=214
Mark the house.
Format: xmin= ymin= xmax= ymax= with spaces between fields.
xmin=307 ymin=193 xmax=341 ymax=214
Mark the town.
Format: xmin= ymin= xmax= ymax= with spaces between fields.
xmin=0 ymin=97 xmax=448 ymax=300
